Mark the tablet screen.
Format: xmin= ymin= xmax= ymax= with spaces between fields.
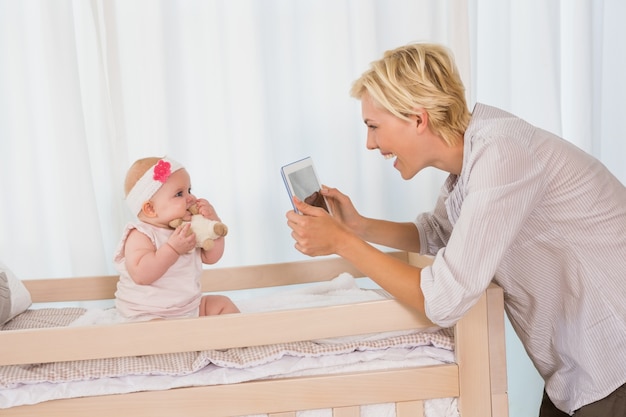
xmin=281 ymin=157 xmax=330 ymax=213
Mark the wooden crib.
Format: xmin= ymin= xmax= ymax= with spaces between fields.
xmin=0 ymin=252 xmax=508 ymax=417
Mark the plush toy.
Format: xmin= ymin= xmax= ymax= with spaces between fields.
xmin=168 ymin=204 xmax=228 ymax=251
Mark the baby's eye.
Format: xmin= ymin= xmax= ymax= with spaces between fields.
xmin=175 ymin=191 xmax=184 ymax=197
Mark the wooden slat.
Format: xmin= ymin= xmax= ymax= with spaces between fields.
xmin=1 ymin=366 xmax=458 ymax=417
xmin=23 ymin=275 xmax=119 ymax=303
xmin=486 ymin=284 xmax=509 ymax=417
xmin=396 ymin=400 xmax=424 ymax=417
xmin=407 ymin=252 xmax=434 ymax=268
xmin=455 ymin=290 xmax=492 ymax=417
xmin=487 ymin=285 xmax=508 ymax=389
xmin=333 ymin=405 xmax=360 ymax=417
xmin=0 ymin=298 xmax=434 ymax=366
xmin=492 ymin=393 xmax=510 ymax=417
xmin=200 ymin=251 xmax=408 ymax=292
xmin=22 ymin=252 xmax=409 ymax=303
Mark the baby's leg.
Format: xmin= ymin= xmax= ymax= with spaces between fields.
xmin=199 ymin=294 xmax=240 ymax=316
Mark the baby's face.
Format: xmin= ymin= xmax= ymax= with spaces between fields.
xmin=149 ymin=169 xmax=196 ymax=226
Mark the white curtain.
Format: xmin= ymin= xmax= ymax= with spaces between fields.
xmin=3 ymin=1 xmax=624 ymax=274
xmin=4 ymin=0 xmax=622 ymax=281
xmin=0 ymin=0 xmax=468 ymax=277
xmin=470 ymin=0 xmax=626 ymax=176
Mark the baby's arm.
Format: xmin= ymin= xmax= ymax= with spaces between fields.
xmin=195 ymin=198 xmax=226 ymax=265
xmin=125 ymin=224 xmax=196 ymax=285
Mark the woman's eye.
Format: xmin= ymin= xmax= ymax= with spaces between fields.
xmin=367 ymin=125 xmax=377 ymax=130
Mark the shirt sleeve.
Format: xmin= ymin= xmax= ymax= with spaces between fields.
xmin=414 ymin=179 xmax=454 ymax=256
xmin=418 ymin=133 xmax=547 ymax=327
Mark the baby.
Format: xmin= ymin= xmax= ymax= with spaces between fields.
xmin=114 ymin=156 xmax=239 ymax=320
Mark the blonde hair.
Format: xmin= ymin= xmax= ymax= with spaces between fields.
xmin=350 ymin=43 xmax=471 ymax=146
xmin=124 ymin=157 xmax=162 ymax=196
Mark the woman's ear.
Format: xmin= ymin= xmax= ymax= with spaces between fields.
xmin=414 ymin=110 xmax=428 ymax=131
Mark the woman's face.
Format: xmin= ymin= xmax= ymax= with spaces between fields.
xmin=360 ymin=92 xmax=429 ymax=180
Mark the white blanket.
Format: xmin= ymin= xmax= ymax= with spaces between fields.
xmin=69 ymin=273 xmax=390 ymax=326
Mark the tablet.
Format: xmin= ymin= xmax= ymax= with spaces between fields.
xmin=281 ymin=157 xmax=330 ymax=214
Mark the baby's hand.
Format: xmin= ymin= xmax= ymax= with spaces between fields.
xmin=195 ymin=198 xmax=220 ymax=221
xmin=167 ymin=223 xmax=196 ymax=254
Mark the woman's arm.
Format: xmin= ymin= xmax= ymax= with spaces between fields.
xmin=287 ymin=196 xmax=425 ymax=313
xmin=358 ymin=218 xmax=421 ymax=253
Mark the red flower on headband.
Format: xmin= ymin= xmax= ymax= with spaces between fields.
xmin=153 ymin=160 xmax=172 ymax=183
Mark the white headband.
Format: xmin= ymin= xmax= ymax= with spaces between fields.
xmin=126 ymin=157 xmax=184 ymax=215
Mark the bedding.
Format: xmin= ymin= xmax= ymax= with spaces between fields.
xmin=0 ymin=261 xmax=32 ymax=325
xmin=0 ymin=273 xmax=457 ymax=416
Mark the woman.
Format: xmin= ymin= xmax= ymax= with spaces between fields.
xmin=286 ymin=43 xmax=626 ymax=416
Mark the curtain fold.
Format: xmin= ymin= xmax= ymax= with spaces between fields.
xmin=0 ymin=0 xmax=623 ymax=276
xmin=471 ymin=0 xmax=625 ymax=181
xmin=1 ymin=0 xmax=468 ymax=277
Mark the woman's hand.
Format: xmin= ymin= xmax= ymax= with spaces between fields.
xmin=319 ymin=186 xmax=364 ymax=236
xmin=287 ymin=187 xmax=362 ymax=257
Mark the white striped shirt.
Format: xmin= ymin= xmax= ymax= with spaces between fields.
xmin=416 ymin=103 xmax=626 ymax=414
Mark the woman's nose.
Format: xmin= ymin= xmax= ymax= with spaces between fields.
xmin=366 ymin=133 xmax=377 ymax=150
